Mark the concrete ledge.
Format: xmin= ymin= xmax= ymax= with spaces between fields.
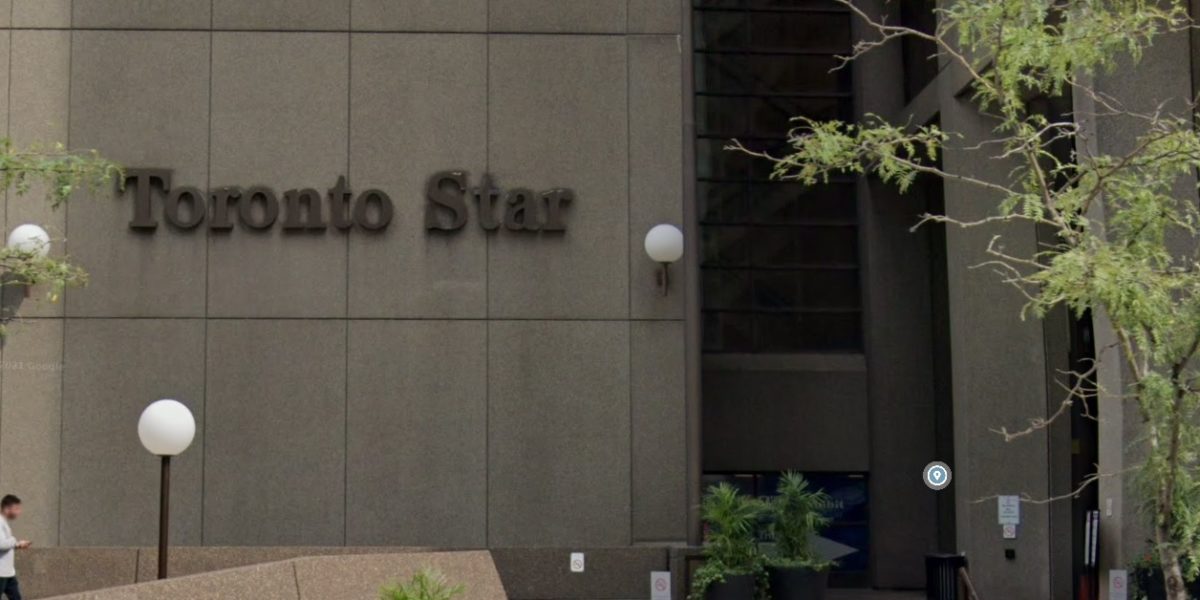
xmin=133 ymin=546 xmax=432 ymax=582
xmin=44 ymin=551 xmax=505 ymax=600
xmin=294 ymin=551 xmax=503 ymax=600
xmin=16 ymin=546 xmax=674 ymax=599
xmin=490 ymin=547 xmax=670 ymax=599
xmin=48 ymin=561 xmax=298 ymax=600
xmin=17 ymin=548 xmax=140 ymax=599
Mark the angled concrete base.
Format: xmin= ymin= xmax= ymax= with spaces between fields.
xmin=42 ymin=551 xmax=505 ymax=600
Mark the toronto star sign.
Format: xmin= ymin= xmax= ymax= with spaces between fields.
xmin=119 ymin=169 xmax=574 ymax=233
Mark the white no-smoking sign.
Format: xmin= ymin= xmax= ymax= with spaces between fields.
xmin=1109 ymin=569 xmax=1128 ymax=600
xmin=651 ymin=571 xmax=671 ymax=600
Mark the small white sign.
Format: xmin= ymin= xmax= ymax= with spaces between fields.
xmin=570 ymin=552 xmax=585 ymax=573
xmin=651 ymin=571 xmax=671 ymax=600
xmin=1002 ymin=523 xmax=1017 ymax=539
xmin=998 ymin=495 xmax=1021 ymax=525
xmin=1109 ymin=569 xmax=1128 ymax=600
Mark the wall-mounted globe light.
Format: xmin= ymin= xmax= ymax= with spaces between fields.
xmin=6 ymin=224 xmax=50 ymax=258
xmin=138 ymin=399 xmax=196 ymax=580
xmin=644 ymin=224 xmax=684 ymax=296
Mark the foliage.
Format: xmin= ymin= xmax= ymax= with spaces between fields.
xmin=689 ymin=483 xmax=767 ymax=600
xmin=379 ymin=568 xmax=465 ymax=600
xmin=734 ymin=1 xmax=1200 ymax=598
xmin=0 ymin=141 xmax=120 ymax=207
xmin=764 ymin=472 xmax=833 ymax=571
xmin=0 ymin=141 xmax=120 ymax=330
xmin=1132 ymin=548 xmax=1200 ymax=600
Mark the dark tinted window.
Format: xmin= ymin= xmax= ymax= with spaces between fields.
xmin=900 ymin=0 xmax=939 ymax=101
xmin=695 ymin=0 xmax=862 ymax=352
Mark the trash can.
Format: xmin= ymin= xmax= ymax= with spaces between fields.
xmin=926 ymin=554 xmax=969 ymax=600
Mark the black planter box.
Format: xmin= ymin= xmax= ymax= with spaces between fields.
xmin=767 ymin=566 xmax=828 ymax=600
xmin=705 ymin=574 xmax=756 ymax=600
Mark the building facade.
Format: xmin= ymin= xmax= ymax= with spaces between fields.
xmin=0 ymin=1 xmax=1186 ymax=599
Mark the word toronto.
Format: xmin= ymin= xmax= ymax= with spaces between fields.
xmin=120 ymin=169 xmax=574 ymax=233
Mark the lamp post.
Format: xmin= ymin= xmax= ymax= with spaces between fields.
xmin=643 ymin=224 xmax=685 ymax=295
xmin=137 ymin=399 xmax=195 ymax=580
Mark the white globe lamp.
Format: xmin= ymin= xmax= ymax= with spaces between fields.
xmin=644 ymin=224 xmax=685 ymax=295
xmin=138 ymin=399 xmax=195 ymax=456
xmin=6 ymin=224 xmax=50 ymax=258
xmin=644 ymin=224 xmax=684 ymax=263
xmin=138 ymin=399 xmax=195 ymax=581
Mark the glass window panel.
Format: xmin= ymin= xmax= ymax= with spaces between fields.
xmin=753 ymin=269 xmax=860 ymax=310
xmin=749 ymin=97 xmax=849 ymax=136
xmin=695 ymin=0 xmax=861 ymax=353
xmin=698 ymin=96 xmax=850 ymax=138
xmin=755 ymin=312 xmax=862 ymax=351
xmin=752 ymin=225 xmax=858 ymax=267
xmin=699 ymin=182 xmax=749 ymax=224
xmin=696 ymin=54 xmax=746 ymax=94
xmin=751 ymin=182 xmax=856 ymax=223
xmin=703 ymin=269 xmax=753 ymax=309
xmin=748 ymin=12 xmax=850 ymax=52
xmin=695 ymin=11 xmax=746 ymax=50
xmin=900 ymin=0 xmax=939 ymax=101
xmin=697 ymin=54 xmax=847 ymax=94
xmin=748 ymin=140 xmax=793 ymax=179
xmin=702 ymin=226 xmax=753 ymax=267
xmin=752 ymin=312 xmax=806 ymax=351
xmin=696 ymin=138 xmax=751 ymax=179
xmin=697 ymin=96 xmax=749 ymax=136
xmin=747 ymin=54 xmax=848 ymax=94
xmin=704 ymin=311 xmax=756 ymax=352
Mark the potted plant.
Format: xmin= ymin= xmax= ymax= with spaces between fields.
xmin=690 ymin=483 xmax=767 ymax=600
xmin=380 ymin=568 xmax=465 ymax=600
xmin=764 ymin=472 xmax=833 ymax=600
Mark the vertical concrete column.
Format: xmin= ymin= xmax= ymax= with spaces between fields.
xmin=1081 ymin=25 xmax=1198 ymax=599
xmin=936 ymin=83 xmax=1055 ymax=597
xmin=851 ymin=0 xmax=942 ymax=588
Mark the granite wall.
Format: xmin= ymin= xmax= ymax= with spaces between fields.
xmin=0 ymin=0 xmax=689 ymax=550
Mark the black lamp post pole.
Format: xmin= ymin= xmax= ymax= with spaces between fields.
xmin=157 ymin=455 xmax=170 ymax=580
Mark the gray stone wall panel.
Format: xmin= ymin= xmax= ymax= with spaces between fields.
xmin=489 ymin=1 xmax=626 ymax=33
xmin=351 ymin=0 xmax=487 ymax=32
xmin=12 ymin=0 xmax=69 ymax=28
xmin=631 ymin=320 xmax=686 ymax=541
xmin=67 ymin=31 xmax=210 ymax=318
xmin=629 ymin=35 xmax=684 ymax=319
xmin=345 ymin=320 xmax=487 ymax=547
xmin=5 ymin=30 xmax=62 ymax=317
xmin=348 ymin=33 xmax=488 ymax=319
xmin=203 ymin=319 xmax=347 ymax=545
xmin=207 ymin=32 xmax=349 ymax=318
xmin=487 ymin=320 xmax=631 ymax=546
xmin=487 ymin=35 xmax=629 ymax=319
xmin=73 ymin=1 xmax=211 ymax=29
xmin=0 ymin=320 xmax=64 ymax=546
xmin=60 ymin=319 xmax=205 ymax=546
xmin=212 ymin=0 xmax=349 ymax=31
xmin=628 ymin=0 xmax=681 ymax=34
